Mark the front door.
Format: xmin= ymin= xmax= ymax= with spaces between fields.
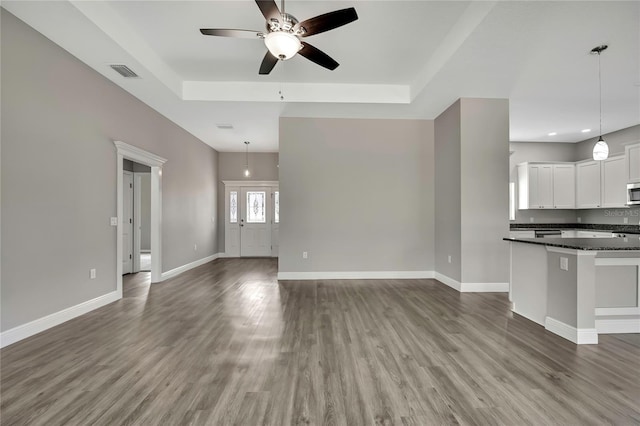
xmin=240 ymin=187 xmax=271 ymax=256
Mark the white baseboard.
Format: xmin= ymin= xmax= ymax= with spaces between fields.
xmin=434 ymin=272 xmax=461 ymax=291
xmin=545 ymin=316 xmax=598 ymax=344
xmin=0 ymin=291 xmax=120 ymax=349
xmin=460 ymin=282 xmax=509 ymax=292
xmin=512 ymin=307 xmax=545 ymax=327
xmin=595 ymin=307 xmax=640 ymax=316
xmin=277 ymin=271 xmax=435 ymax=280
xmin=433 ymin=273 xmax=508 ymax=293
xmin=140 ymin=249 xmax=151 ymax=253
xmin=160 ymin=253 xmax=222 ymax=281
xmin=596 ymin=318 xmax=640 ymax=334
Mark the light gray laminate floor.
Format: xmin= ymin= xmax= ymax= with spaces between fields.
xmin=1 ymin=258 xmax=639 ymax=425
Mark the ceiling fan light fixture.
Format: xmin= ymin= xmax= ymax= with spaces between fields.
xmin=264 ymin=31 xmax=301 ymax=60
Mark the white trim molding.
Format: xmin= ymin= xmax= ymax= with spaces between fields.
xmin=545 ymin=316 xmax=598 ymax=345
xmin=0 ymin=291 xmax=120 ymax=348
xmin=278 ymin=271 xmax=435 ymax=280
xmin=434 ymin=273 xmax=508 ymax=292
xmin=114 ymin=141 xmax=167 ymax=286
xmin=434 ymin=272 xmax=461 ymax=291
xmin=222 ymin=180 xmax=278 ymax=187
xmin=595 ymin=307 xmax=640 ymax=316
xmin=160 ymin=253 xmax=222 ymax=281
xmin=596 ymin=318 xmax=640 ymax=334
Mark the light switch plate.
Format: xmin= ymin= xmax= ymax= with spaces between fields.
xmin=560 ymin=257 xmax=569 ymax=271
xmin=110 ymin=217 xmax=118 ymax=226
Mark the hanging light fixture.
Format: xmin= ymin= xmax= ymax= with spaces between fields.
xmin=590 ymin=44 xmax=609 ymax=160
xmin=243 ymin=141 xmax=251 ymax=177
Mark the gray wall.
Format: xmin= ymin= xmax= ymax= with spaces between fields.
xmin=216 ymin=152 xmax=279 ymax=251
xmin=574 ymin=124 xmax=640 ymax=161
xmin=434 ymin=100 xmax=462 ymax=281
xmin=279 ymin=117 xmax=434 ymax=273
xmin=509 ymin=141 xmax=577 ymax=224
xmin=1 ymin=10 xmax=218 ymax=332
xmin=460 ymin=98 xmax=510 ymax=284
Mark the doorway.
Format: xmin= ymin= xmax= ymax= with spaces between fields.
xmin=224 ymin=181 xmax=278 ymax=257
xmin=115 ymin=141 xmax=167 ymax=297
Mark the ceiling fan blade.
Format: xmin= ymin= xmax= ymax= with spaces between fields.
xmin=255 ymin=0 xmax=281 ymax=22
xmin=200 ymin=29 xmax=263 ymax=39
xmin=296 ymin=7 xmax=358 ymax=37
xmin=259 ymin=51 xmax=279 ymax=75
xmin=298 ymin=42 xmax=339 ymax=70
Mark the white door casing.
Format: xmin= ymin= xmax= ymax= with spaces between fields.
xmin=115 ymin=141 xmax=166 ymax=297
xmin=271 ymin=188 xmax=279 ymax=257
xmin=122 ymin=171 xmax=133 ymax=274
xmin=223 ymin=181 xmax=278 ymax=258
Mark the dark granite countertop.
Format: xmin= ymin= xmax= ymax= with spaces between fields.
xmin=510 ymin=223 xmax=640 ymax=234
xmin=503 ymin=236 xmax=640 ymax=251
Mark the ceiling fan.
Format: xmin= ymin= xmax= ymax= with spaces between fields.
xmin=200 ymin=0 xmax=358 ymax=75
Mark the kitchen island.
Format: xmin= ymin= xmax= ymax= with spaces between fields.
xmin=504 ymin=235 xmax=640 ymax=344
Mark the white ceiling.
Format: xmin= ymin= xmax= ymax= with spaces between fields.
xmin=3 ymin=1 xmax=639 ymax=152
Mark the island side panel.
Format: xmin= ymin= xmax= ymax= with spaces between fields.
xmin=546 ymin=248 xmax=598 ymax=344
xmin=510 ymin=242 xmax=548 ymax=325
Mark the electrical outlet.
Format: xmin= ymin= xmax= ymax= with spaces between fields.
xmin=560 ymin=257 xmax=569 ymax=271
xmin=448 ymin=255 xmax=452 ymax=264
xmin=110 ymin=217 xmax=118 ymax=226
xmin=577 ymin=217 xmax=582 ymax=223
xmin=90 ymin=269 xmax=96 ymax=279
xmin=529 ymin=217 xmax=534 ymax=223
xmin=302 ymin=251 xmax=308 ymax=259
xmin=194 ymin=244 xmax=197 ymax=251
xmin=623 ymin=217 xmax=628 ymax=224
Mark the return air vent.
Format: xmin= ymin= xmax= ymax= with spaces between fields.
xmin=216 ymin=124 xmax=234 ymax=130
xmin=109 ymin=64 xmax=139 ymax=78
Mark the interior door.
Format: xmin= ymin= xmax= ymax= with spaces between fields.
xmin=122 ymin=171 xmax=133 ymax=274
xmin=240 ymin=187 xmax=271 ymax=257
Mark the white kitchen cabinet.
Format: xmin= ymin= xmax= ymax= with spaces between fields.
xmin=552 ymin=164 xmax=575 ymax=208
xmin=625 ymin=143 xmax=640 ymax=183
xmin=601 ymin=155 xmax=627 ymax=207
xmin=518 ymin=163 xmax=572 ymax=209
xmin=576 ymin=160 xmax=602 ymax=208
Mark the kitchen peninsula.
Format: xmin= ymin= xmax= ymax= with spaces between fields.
xmin=504 ymin=234 xmax=640 ymax=344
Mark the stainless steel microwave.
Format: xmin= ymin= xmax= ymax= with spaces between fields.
xmin=628 ymin=183 xmax=640 ymax=206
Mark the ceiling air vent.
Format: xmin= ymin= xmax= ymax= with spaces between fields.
xmin=109 ymin=64 xmax=139 ymax=78
xmin=216 ymin=124 xmax=234 ymax=130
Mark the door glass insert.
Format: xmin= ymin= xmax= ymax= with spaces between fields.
xmin=230 ymin=191 xmax=238 ymax=223
xmin=246 ymin=191 xmax=266 ymax=223
xmin=274 ymin=191 xmax=279 ymax=223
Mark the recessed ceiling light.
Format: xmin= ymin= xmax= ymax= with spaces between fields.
xmin=216 ymin=124 xmax=234 ymax=130
xmin=548 ymin=132 xmax=557 ymax=136
xmin=581 ymin=129 xmax=591 ymax=133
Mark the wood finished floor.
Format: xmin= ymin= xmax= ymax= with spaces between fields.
xmin=1 ymin=258 xmax=639 ymax=425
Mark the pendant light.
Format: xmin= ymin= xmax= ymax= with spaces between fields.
xmin=243 ymin=141 xmax=251 ymax=177
xmin=591 ymin=44 xmax=609 ymax=161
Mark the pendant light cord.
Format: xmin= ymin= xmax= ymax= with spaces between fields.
xmin=598 ymin=50 xmax=602 ymax=137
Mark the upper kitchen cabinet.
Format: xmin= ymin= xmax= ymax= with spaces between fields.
xmin=576 ymin=160 xmax=602 ymax=208
xmin=518 ymin=163 xmax=574 ymax=209
xmin=552 ymin=164 xmax=576 ymax=209
xmin=601 ymin=155 xmax=627 ymax=207
xmin=625 ymin=143 xmax=640 ymax=183
xmin=576 ymin=155 xmax=627 ymax=208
